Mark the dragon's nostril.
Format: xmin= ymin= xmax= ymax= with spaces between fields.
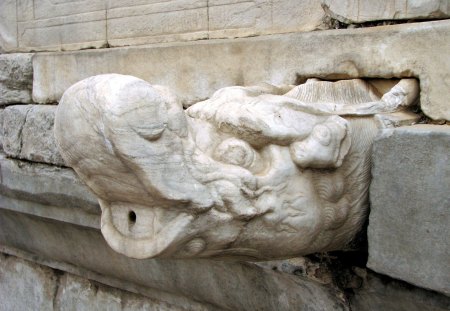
xmin=128 ymin=211 xmax=137 ymax=225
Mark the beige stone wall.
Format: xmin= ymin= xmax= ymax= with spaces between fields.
xmin=1 ymin=0 xmax=449 ymax=53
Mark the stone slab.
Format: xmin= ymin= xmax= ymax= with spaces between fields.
xmin=0 ymin=154 xmax=100 ymax=219
xmin=0 ymin=254 xmax=189 ymax=311
xmin=322 ymin=0 xmax=450 ymax=24
xmin=0 ymin=0 xmax=327 ymax=52
xmin=0 ymin=208 xmax=349 ymax=311
xmin=368 ymin=125 xmax=450 ymax=295
xmin=32 ymin=20 xmax=450 ymax=120
xmin=0 ymin=253 xmax=56 ymax=311
xmin=350 ymin=269 xmax=450 ymax=311
xmin=0 ymin=0 xmax=18 ymax=52
xmin=14 ymin=0 xmax=107 ymax=52
xmin=106 ymin=0 xmax=209 ymax=47
xmin=2 ymin=105 xmax=65 ymax=166
xmin=0 ymin=53 xmax=33 ymax=105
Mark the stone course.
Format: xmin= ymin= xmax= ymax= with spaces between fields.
xmin=32 ymin=20 xmax=450 ymax=120
xmin=0 ymin=0 xmax=328 ymax=52
xmin=0 ymin=254 xmax=186 ymax=311
xmin=369 ymin=125 xmax=450 ymax=296
xmin=0 ymin=154 xmax=99 ymax=219
xmin=0 ymin=209 xmax=349 ymax=311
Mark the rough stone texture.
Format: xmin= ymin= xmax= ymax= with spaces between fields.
xmin=368 ymin=125 xmax=450 ymax=296
xmin=0 ymin=0 xmax=327 ymax=52
xmin=0 ymin=254 xmax=189 ymax=311
xmin=0 ymin=108 xmax=4 ymax=150
xmin=0 ymin=253 xmax=56 ymax=311
xmin=0 ymin=0 xmax=17 ymax=53
xmin=2 ymin=105 xmax=65 ymax=166
xmin=322 ymin=0 xmax=450 ymax=23
xmin=106 ymin=0 xmax=209 ymax=47
xmin=349 ymin=269 xmax=450 ymax=311
xmin=0 ymin=208 xmax=349 ymax=311
xmin=16 ymin=0 xmax=107 ymax=52
xmin=55 ymin=273 xmax=182 ymax=311
xmin=0 ymin=154 xmax=100 ymax=220
xmin=0 ymin=54 xmax=33 ymax=105
xmin=33 ymin=20 xmax=450 ymax=120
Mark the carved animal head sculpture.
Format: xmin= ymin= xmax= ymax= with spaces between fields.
xmin=55 ymin=74 xmax=418 ymax=260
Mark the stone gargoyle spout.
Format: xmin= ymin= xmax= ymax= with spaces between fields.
xmin=54 ymin=74 xmax=419 ymax=260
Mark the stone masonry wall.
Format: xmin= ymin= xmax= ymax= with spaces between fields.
xmin=0 ymin=1 xmax=449 ymax=310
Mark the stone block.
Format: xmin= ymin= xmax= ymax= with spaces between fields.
xmin=368 ymin=125 xmax=450 ymax=295
xmin=55 ymin=273 xmax=179 ymax=311
xmin=107 ymin=0 xmax=209 ymax=46
xmin=271 ymin=0 xmax=327 ymax=33
xmin=322 ymin=0 xmax=450 ymax=23
xmin=0 ymin=208 xmax=349 ymax=311
xmin=0 ymin=254 xmax=192 ymax=311
xmin=2 ymin=105 xmax=65 ymax=166
xmin=208 ymin=0 xmax=272 ymax=38
xmin=0 ymin=253 xmax=56 ymax=311
xmin=350 ymin=269 xmax=450 ymax=311
xmin=15 ymin=0 xmax=107 ymax=52
xmin=33 ymin=20 xmax=450 ymax=120
xmin=0 ymin=0 xmax=18 ymax=52
xmin=0 ymin=154 xmax=100 ymax=218
xmin=0 ymin=53 xmax=33 ymax=105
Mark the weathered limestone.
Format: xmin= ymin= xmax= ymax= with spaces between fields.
xmin=0 ymin=154 xmax=99 ymax=222
xmin=0 ymin=209 xmax=349 ymax=311
xmin=2 ymin=1 xmax=449 ymax=52
xmin=16 ymin=0 xmax=107 ymax=52
xmin=0 ymin=253 xmax=56 ymax=311
xmin=369 ymin=125 xmax=450 ymax=295
xmin=322 ymin=0 xmax=450 ymax=24
xmin=0 ymin=254 xmax=187 ymax=311
xmin=107 ymin=0 xmax=209 ymax=47
xmin=0 ymin=0 xmax=17 ymax=53
xmin=0 ymin=0 xmax=327 ymax=52
xmin=350 ymin=269 xmax=450 ymax=311
xmin=33 ymin=20 xmax=450 ymax=120
xmin=2 ymin=105 xmax=65 ymax=166
xmin=0 ymin=54 xmax=33 ymax=105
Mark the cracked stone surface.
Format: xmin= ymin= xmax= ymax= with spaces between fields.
xmin=0 ymin=53 xmax=33 ymax=104
xmin=2 ymin=105 xmax=65 ymax=166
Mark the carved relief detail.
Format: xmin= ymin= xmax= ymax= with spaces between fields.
xmin=55 ymin=74 xmax=418 ymax=260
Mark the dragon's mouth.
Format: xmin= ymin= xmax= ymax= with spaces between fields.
xmin=99 ymin=200 xmax=194 ymax=259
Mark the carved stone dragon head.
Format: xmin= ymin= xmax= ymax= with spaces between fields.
xmin=55 ymin=74 xmax=418 ymax=260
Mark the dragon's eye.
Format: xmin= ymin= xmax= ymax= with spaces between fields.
xmin=312 ymin=125 xmax=332 ymax=146
xmin=214 ymin=138 xmax=256 ymax=168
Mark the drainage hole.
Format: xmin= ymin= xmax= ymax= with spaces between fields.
xmin=128 ymin=211 xmax=137 ymax=224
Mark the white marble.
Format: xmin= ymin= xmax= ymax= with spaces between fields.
xmin=55 ymin=74 xmax=419 ymax=260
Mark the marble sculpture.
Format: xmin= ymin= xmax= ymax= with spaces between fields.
xmin=54 ymin=74 xmax=418 ymax=260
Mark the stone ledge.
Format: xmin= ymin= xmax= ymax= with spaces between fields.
xmin=32 ymin=20 xmax=450 ymax=120
xmin=0 ymin=209 xmax=349 ymax=311
xmin=0 ymin=154 xmax=99 ymax=222
xmin=0 ymin=253 xmax=193 ymax=311
xmin=368 ymin=125 xmax=450 ymax=296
